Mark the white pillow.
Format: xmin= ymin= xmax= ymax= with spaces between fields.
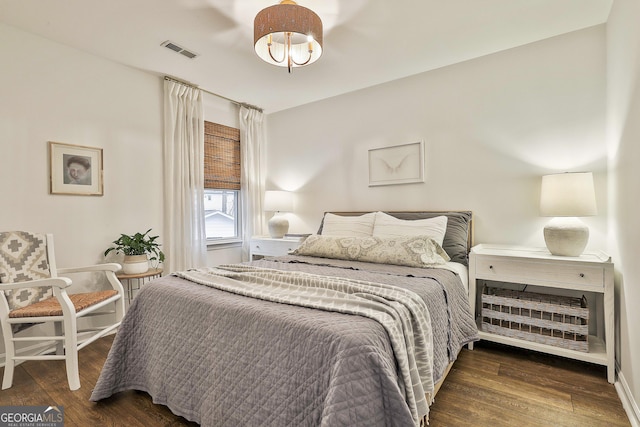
xmin=321 ymin=212 xmax=376 ymax=237
xmin=373 ymin=212 xmax=448 ymax=247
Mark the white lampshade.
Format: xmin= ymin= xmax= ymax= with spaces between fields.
xmin=264 ymin=190 xmax=294 ymax=238
xmin=540 ymin=172 xmax=597 ymax=257
xmin=264 ymin=190 xmax=293 ymax=212
xmin=540 ymin=172 xmax=597 ymax=217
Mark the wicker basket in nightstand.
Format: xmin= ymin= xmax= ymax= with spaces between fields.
xmin=481 ymin=286 xmax=589 ymax=352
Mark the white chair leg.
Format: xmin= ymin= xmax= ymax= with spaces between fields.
xmin=1 ymin=323 xmax=15 ymax=389
xmin=2 ymin=358 xmax=15 ymax=390
xmin=65 ymin=352 xmax=80 ymax=391
xmin=63 ymin=318 xmax=80 ymax=390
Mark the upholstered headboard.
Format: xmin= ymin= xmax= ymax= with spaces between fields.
xmin=317 ymin=211 xmax=474 ymax=266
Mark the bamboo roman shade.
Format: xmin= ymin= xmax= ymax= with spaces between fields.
xmin=204 ymin=121 xmax=241 ymax=190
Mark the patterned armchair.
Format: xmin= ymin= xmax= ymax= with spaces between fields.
xmin=0 ymin=231 xmax=125 ymax=390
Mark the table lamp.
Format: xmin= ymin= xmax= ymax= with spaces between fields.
xmin=264 ymin=190 xmax=294 ymax=238
xmin=539 ymin=172 xmax=597 ymax=257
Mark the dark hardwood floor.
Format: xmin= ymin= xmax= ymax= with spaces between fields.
xmin=0 ymin=336 xmax=629 ymax=426
xmin=430 ymin=341 xmax=629 ymax=427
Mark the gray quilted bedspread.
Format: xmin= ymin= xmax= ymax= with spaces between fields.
xmin=90 ymin=256 xmax=478 ymax=427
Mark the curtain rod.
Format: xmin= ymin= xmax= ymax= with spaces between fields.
xmin=164 ymin=76 xmax=263 ymax=113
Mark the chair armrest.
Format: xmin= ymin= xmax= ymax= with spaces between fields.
xmin=58 ymin=263 xmax=125 ymax=296
xmin=57 ymin=263 xmax=122 ymax=274
xmin=0 ymin=277 xmax=71 ymax=291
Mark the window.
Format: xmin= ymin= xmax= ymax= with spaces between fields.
xmin=204 ymin=189 xmax=239 ymax=240
xmin=204 ymin=121 xmax=241 ymax=242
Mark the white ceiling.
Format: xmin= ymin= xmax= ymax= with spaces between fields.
xmin=0 ymin=0 xmax=612 ymax=113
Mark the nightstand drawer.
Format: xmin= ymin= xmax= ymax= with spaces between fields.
xmin=250 ymin=238 xmax=300 ymax=257
xmin=475 ymin=257 xmax=605 ymax=289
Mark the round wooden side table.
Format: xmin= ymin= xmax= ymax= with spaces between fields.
xmin=116 ymin=267 xmax=163 ymax=304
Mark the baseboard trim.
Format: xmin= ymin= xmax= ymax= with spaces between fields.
xmin=616 ymin=366 xmax=640 ymax=427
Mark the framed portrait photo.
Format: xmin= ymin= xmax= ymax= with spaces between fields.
xmin=49 ymin=141 xmax=103 ymax=196
xmin=368 ymin=141 xmax=425 ymax=187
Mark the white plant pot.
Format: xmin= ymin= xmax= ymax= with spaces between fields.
xmin=122 ymin=254 xmax=149 ymax=275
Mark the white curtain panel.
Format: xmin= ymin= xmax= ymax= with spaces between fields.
xmin=163 ymin=80 xmax=207 ymax=273
xmin=239 ymin=106 xmax=266 ymax=261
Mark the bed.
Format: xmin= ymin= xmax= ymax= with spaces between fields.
xmin=90 ymin=211 xmax=479 ymax=426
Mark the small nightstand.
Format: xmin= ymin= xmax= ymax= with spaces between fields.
xmin=468 ymin=244 xmax=615 ymax=383
xmin=249 ymin=236 xmax=302 ymax=260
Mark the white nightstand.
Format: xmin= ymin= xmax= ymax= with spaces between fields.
xmin=249 ymin=236 xmax=302 ymax=260
xmin=468 ymin=244 xmax=615 ymax=383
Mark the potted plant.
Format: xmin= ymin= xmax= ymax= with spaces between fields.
xmin=104 ymin=229 xmax=165 ymax=275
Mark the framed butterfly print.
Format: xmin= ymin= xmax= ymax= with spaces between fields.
xmin=368 ymin=141 xmax=424 ymax=187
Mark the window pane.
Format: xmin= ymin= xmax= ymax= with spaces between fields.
xmin=204 ymin=189 xmax=239 ymax=239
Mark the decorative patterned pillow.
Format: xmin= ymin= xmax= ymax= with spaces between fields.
xmin=320 ymin=212 xmax=376 ymax=237
xmin=292 ymin=234 xmax=450 ymax=268
xmin=0 ymin=231 xmax=53 ymax=311
xmin=373 ymin=212 xmax=448 ymax=247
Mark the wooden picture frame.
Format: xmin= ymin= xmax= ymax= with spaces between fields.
xmin=368 ymin=141 xmax=424 ymax=186
xmin=49 ymin=141 xmax=103 ymax=196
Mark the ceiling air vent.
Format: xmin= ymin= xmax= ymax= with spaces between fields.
xmin=161 ymin=41 xmax=199 ymax=59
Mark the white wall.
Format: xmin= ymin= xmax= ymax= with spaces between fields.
xmin=0 ymin=23 xmax=164 ymax=281
xmin=266 ymin=26 xmax=608 ymax=252
xmin=607 ymin=0 xmax=640 ymax=423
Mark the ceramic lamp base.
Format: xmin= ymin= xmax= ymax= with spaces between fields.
xmin=268 ymin=214 xmax=289 ymax=238
xmin=543 ymin=217 xmax=589 ymax=257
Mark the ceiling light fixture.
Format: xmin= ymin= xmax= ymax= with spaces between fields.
xmin=254 ymin=0 xmax=323 ymax=73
